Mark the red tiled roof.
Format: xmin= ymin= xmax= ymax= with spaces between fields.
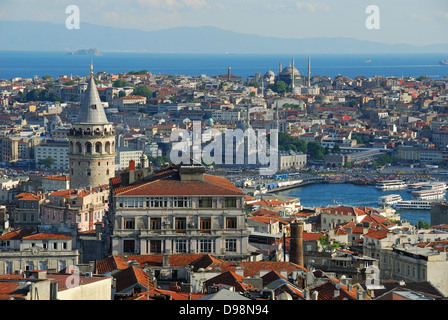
xmin=114 ymin=266 xmax=153 ymax=293
xmin=115 ymin=172 xmax=244 ymax=197
xmin=203 ymin=270 xmax=252 ymax=292
xmin=130 ymin=288 xmax=206 ymax=300
xmin=0 ymin=229 xmax=36 ymax=240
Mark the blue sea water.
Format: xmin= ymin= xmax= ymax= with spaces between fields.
xmin=0 ymin=51 xmax=447 ymax=81
xmin=275 ymin=183 xmax=433 ymax=225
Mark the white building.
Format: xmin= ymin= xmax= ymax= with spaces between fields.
xmin=35 ymin=140 xmax=69 ymax=171
xmin=115 ymin=147 xmax=144 ymax=171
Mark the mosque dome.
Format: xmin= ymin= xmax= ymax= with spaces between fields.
xmin=280 ymin=66 xmax=301 ymax=76
xmin=264 ymin=70 xmax=275 ymax=78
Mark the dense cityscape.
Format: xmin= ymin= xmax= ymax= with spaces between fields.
xmin=0 ymin=52 xmax=447 ymax=304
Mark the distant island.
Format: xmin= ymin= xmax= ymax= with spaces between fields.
xmin=68 ymin=48 xmax=103 ymax=56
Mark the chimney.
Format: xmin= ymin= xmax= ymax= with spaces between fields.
xmin=333 ymin=290 xmax=340 ymax=298
xmin=311 ymin=291 xmax=318 ymax=300
xmin=129 ymin=160 xmax=135 ymax=171
xmin=289 ymin=220 xmax=304 ymax=267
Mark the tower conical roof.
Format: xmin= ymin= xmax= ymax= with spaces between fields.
xmin=74 ymin=74 xmax=109 ymax=125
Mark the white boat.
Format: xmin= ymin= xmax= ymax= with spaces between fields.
xmin=375 ymin=180 xmax=407 ymax=191
xmin=420 ymin=182 xmax=447 ymax=191
xmin=407 ymin=182 xmax=428 ymax=191
xmin=411 ymin=189 xmax=446 ymax=201
xmin=378 ymin=194 xmax=402 ymax=206
xmin=393 ymin=200 xmax=433 ymax=210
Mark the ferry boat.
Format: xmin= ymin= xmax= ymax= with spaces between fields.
xmin=378 ymin=194 xmax=402 ymax=206
xmin=407 ymin=181 xmax=428 ymax=191
xmin=420 ymin=182 xmax=447 ymax=191
xmin=411 ymin=189 xmax=446 ymax=200
xmin=375 ymin=179 xmax=407 ymax=191
xmin=393 ymin=200 xmax=432 ymax=210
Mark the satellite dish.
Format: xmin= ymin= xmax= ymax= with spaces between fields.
xmin=335 ymin=283 xmax=341 ymax=290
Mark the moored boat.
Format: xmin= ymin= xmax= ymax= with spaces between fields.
xmin=393 ymin=200 xmax=433 ymax=210
xmin=378 ymin=194 xmax=402 ymax=206
xmin=375 ymin=179 xmax=407 ymax=191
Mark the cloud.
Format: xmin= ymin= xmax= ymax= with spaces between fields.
xmin=409 ymin=13 xmax=429 ymax=21
xmin=296 ymin=2 xmax=330 ymax=13
xmin=437 ymin=11 xmax=448 ymax=21
xmin=134 ymin=0 xmax=209 ymax=10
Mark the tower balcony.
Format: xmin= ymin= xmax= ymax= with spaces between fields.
xmin=68 ymin=128 xmax=115 ymax=137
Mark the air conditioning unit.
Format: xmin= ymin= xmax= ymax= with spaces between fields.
xmin=85 ymin=272 xmax=93 ymax=278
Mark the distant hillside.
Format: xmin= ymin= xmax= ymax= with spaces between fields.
xmin=1 ymin=20 xmax=447 ymax=54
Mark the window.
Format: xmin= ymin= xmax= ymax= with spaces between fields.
xmin=224 ymin=197 xmax=237 ymax=208
xmin=199 ymin=197 xmax=213 ymax=208
xmin=174 ymin=240 xmax=188 ymax=253
xmin=124 ymin=218 xmax=135 ymax=230
xmin=175 ymin=218 xmax=187 ymax=233
xmin=225 ymin=239 xmax=237 ymax=252
xmin=225 ymin=217 xmax=237 ymax=229
xmin=53 ymin=242 xmax=58 ymax=250
xmin=123 ymin=240 xmax=135 ymax=253
xmin=200 ymin=217 xmax=211 ymax=233
xmin=150 ymin=218 xmax=161 ymax=230
xmin=26 ymin=262 xmax=34 ymax=271
xmin=199 ymin=239 xmax=213 ymax=253
xmin=149 ymin=240 xmax=162 ymax=253
xmin=173 ymin=197 xmax=191 ymax=208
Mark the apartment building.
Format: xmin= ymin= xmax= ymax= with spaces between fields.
xmin=40 ymin=187 xmax=109 ymax=232
xmin=0 ymin=229 xmax=79 ymax=275
xmin=107 ymin=162 xmax=251 ymax=261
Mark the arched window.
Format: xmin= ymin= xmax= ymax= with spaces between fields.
xmin=85 ymin=142 xmax=92 ymax=154
xmin=95 ymin=142 xmax=102 ymax=154
xmin=105 ymin=141 xmax=111 ymax=154
xmin=69 ymin=142 xmax=74 ymax=154
xmin=76 ymin=142 xmax=82 ymax=154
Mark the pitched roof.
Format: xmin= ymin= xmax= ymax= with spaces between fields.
xmin=114 ymin=171 xmax=244 ymax=197
xmin=0 ymin=229 xmax=36 ymax=240
xmin=114 ymin=266 xmax=153 ymax=293
xmin=95 ymin=256 xmax=130 ymax=274
xmin=203 ymin=270 xmax=252 ymax=293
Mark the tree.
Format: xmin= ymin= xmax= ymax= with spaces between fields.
xmin=417 ymin=220 xmax=430 ymax=229
xmin=307 ymin=141 xmax=326 ymax=160
xmin=332 ymin=144 xmax=341 ymax=154
xmin=113 ymin=79 xmax=133 ymax=88
xmin=245 ymin=80 xmax=260 ymax=88
xmin=38 ymin=156 xmax=55 ymax=169
xmin=269 ymin=81 xmax=288 ymax=94
xmin=118 ymin=90 xmax=126 ymax=98
xmin=127 ymin=70 xmax=148 ymax=75
xmin=133 ymin=86 xmax=153 ymax=100
xmin=42 ymin=75 xmax=52 ymax=80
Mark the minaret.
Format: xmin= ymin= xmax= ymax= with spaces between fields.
xmin=275 ymin=101 xmax=279 ymax=131
xmin=228 ymin=66 xmax=231 ymax=82
xmin=307 ymin=56 xmax=311 ymax=87
xmin=279 ymin=60 xmax=282 ymax=74
xmin=291 ymin=56 xmax=295 ymax=92
xmin=68 ymin=60 xmax=116 ymax=189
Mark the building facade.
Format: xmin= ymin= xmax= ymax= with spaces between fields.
xmin=108 ymin=163 xmax=251 ymax=261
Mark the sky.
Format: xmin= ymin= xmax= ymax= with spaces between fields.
xmin=0 ymin=0 xmax=447 ymax=46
